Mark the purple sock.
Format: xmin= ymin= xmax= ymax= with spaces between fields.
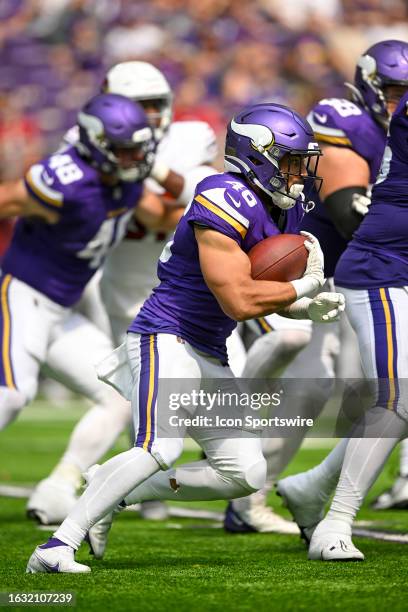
xmin=39 ymin=537 xmax=68 ymax=549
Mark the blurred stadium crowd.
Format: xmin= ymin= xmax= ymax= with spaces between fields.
xmin=1 ymin=0 xmax=408 ymax=182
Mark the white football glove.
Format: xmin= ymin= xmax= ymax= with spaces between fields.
xmin=291 ymin=231 xmax=325 ymax=299
xmin=351 ymin=193 xmax=371 ymax=216
xmin=150 ymin=159 xmax=170 ymax=184
xmin=307 ymin=291 xmax=346 ymax=323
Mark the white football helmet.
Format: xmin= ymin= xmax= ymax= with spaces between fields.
xmin=104 ymin=61 xmax=173 ymax=141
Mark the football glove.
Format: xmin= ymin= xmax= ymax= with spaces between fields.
xmin=291 ymin=231 xmax=325 ymax=299
xmin=307 ymin=291 xmax=345 ymax=323
xmin=351 ymin=193 xmax=371 ymax=216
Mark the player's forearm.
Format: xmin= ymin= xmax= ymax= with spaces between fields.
xmin=216 ymin=278 xmax=297 ymax=322
xmin=0 ymin=177 xmax=58 ymax=223
xmin=0 ymin=201 xmax=20 ymax=219
xmin=152 ymin=205 xmax=184 ymax=232
xmin=0 ymin=182 xmax=26 ymax=219
xmin=135 ymin=202 xmax=184 ymax=232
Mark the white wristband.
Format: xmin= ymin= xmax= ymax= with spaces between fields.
xmin=151 ymin=160 xmax=170 ymax=184
xmin=290 ymin=277 xmax=320 ymax=299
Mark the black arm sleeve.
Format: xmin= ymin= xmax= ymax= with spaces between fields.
xmin=324 ymin=186 xmax=367 ymax=241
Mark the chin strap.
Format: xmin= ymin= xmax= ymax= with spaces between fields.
xmin=270 ymin=183 xmax=304 ymax=210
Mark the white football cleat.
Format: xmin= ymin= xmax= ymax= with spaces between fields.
xmin=276 ymin=473 xmax=326 ymax=543
xmin=26 ymin=544 xmax=91 ymax=574
xmin=140 ymin=501 xmax=169 ymax=520
xmin=371 ymin=475 xmax=408 ymax=510
xmin=308 ymin=519 xmax=364 ymax=561
xmin=224 ymin=489 xmax=299 ymax=534
xmin=27 ymin=478 xmax=77 ymax=525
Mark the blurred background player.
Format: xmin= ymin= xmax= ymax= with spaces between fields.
xmin=305 ymin=39 xmax=408 ymax=512
xmin=0 ymin=92 xmax=160 ymax=521
xmin=225 ymin=39 xmax=408 ymax=534
xmin=26 ymin=60 xmax=247 ymax=524
xmin=305 ymin=90 xmax=408 ymax=561
xmin=26 ymin=103 xmax=345 ymax=573
xmin=277 ymin=40 xmax=408 ymax=554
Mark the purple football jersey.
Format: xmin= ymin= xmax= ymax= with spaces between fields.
xmin=2 ymin=146 xmax=142 ymax=306
xmin=300 ymin=98 xmax=386 ymax=276
xmin=335 ymin=93 xmax=408 ymax=289
xmin=129 ymin=172 xmax=305 ymax=362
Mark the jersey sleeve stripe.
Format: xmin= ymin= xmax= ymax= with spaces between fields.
xmin=201 ymin=188 xmax=250 ymax=228
xmin=195 ymin=194 xmax=248 ymax=238
xmin=314 ymin=133 xmax=352 ymax=146
xmin=307 ymin=117 xmax=348 ymax=139
xmin=25 ymin=165 xmax=63 ymax=208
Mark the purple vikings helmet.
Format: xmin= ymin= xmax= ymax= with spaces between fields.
xmin=76 ymin=93 xmax=156 ymax=181
xmin=225 ymin=103 xmax=322 ymax=210
xmin=348 ymin=40 xmax=408 ymax=127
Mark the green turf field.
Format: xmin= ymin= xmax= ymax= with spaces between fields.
xmin=1 ymin=400 xmax=408 ymax=611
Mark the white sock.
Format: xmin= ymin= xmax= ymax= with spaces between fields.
xmin=54 ymin=447 xmax=159 ymax=549
xmin=0 ymin=388 xmax=26 ymax=430
xmin=48 ymin=463 xmax=83 ymax=490
xmin=327 ymin=437 xmax=399 ymax=524
xmin=261 ymin=385 xmax=329 ymax=482
xmin=262 ymin=435 xmax=306 ymax=483
xmin=399 ymin=437 xmax=408 ymax=477
xmin=125 ymin=459 xmax=249 ymax=504
xmin=57 ymin=400 xmax=131 ymax=473
xmin=327 ymin=409 xmax=408 ymax=525
xmin=301 ymin=437 xmax=348 ymax=503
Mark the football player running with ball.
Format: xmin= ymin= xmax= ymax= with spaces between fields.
xmin=27 ymin=103 xmax=345 ymax=573
xmin=26 ymin=61 xmax=226 ymax=525
xmin=306 ymin=90 xmax=408 ymax=561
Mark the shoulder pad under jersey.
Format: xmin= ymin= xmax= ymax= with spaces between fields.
xmin=24 ymin=146 xmax=93 ymax=211
xmin=187 ymin=173 xmax=261 ymax=242
xmin=307 ymin=98 xmax=385 ymax=163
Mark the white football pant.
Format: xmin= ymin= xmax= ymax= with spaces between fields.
xmin=323 ymin=286 xmax=408 ymax=526
xmin=55 ymin=332 xmax=266 ymax=549
xmin=0 ymin=275 xmax=130 ymax=472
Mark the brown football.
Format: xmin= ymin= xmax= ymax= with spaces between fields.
xmin=248 ymin=234 xmax=308 ymax=282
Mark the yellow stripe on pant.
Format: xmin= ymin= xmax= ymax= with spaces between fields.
xmin=379 ymin=287 xmax=396 ymax=410
xmin=143 ymin=334 xmax=156 ymax=451
xmin=1 ymin=274 xmax=15 ymax=389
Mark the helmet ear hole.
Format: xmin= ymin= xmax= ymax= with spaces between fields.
xmin=225 ymin=145 xmax=236 ymax=157
xmin=248 ymin=155 xmax=263 ymax=166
